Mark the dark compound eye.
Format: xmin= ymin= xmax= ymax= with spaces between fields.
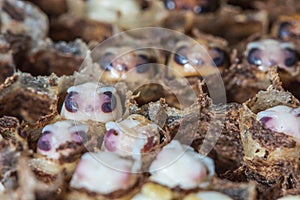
xmin=284 ymin=48 xmax=298 ymax=67
xmin=247 ymin=48 xmax=262 ymax=66
xmin=102 ymin=92 xmax=117 ymax=113
xmin=174 ymin=46 xmax=189 ymax=65
xmin=64 ymin=91 xmax=79 ymax=113
xmin=42 ymin=131 xmax=52 ymax=135
xmin=37 ymin=137 xmax=51 ymax=151
xmin=140 ymin=0 xmax=150 ymax=10
xmin=136 ymin=54 xmax=150 ymax=73
xmin=73 ymin=131 xmax=88 ymax=144
xmin=104 ymin=129 xmax=119 ymax=151
xmin=106 ymin=129 xmax=119 ymax=137
xmin=164 ymin=0 xmax=176 ymax=10
xmin=100 ymin=52 xmax=114 ymax=71
xmin=278 ymin=22 xmax=292 ymax=39
xmin=103 ymin=91 xmax=112 ymax=98
xmin=211 ymin=47 xmax=226 ymax=67
xmin=259 ymin=116 xmax=272 ymax=125
xmin=194 ymin=5 xmax=209 ymax=13
xmin=163 ymin=0 xmax=220 ymax=13
xmin=193 ymin=0 xmax=220 ymax=14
